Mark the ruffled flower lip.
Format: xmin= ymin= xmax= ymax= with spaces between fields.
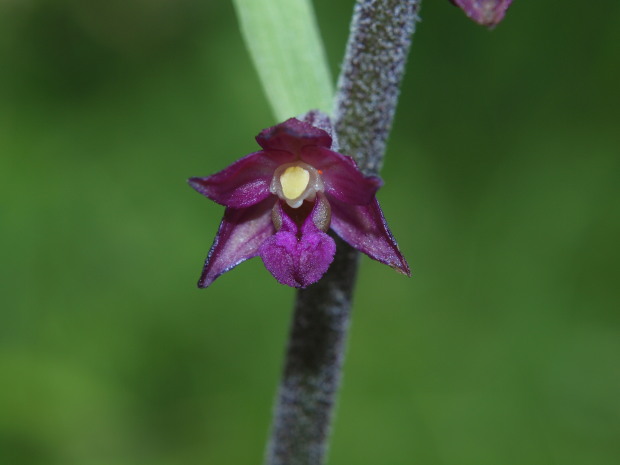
xmin=189 ymin=113 xmax=410 ymax=289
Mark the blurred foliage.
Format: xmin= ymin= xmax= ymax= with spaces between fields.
xmin=232 ymin=0 xmax=334 ymax=120
xmin=1 ymin=1 xmax=619 ymax=464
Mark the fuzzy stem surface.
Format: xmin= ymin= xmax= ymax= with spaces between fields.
xmin=265 ymin=2 xmax=421 ymax=464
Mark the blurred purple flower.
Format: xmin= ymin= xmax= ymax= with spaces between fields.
xmin=189 ymin=117 xmax=410 ymax=288
xmin=450 ymin=0 xmax=513 ymax=27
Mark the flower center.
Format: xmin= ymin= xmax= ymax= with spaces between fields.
xmin=270 ymin=162 xmax=324 ymax=208
xmin=280 ymin=166 xmax=310 ymax=200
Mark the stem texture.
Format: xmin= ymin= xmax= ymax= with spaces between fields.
xmin=335 ymin=0 xmax=421 ymax=174
xmin=266 ymin=2 xmax=421 ymax=464
xmin=265 ymin=235 xmax=359 ymax=465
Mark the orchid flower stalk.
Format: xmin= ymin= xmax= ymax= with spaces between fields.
xmin=265 ymin=1 xmax=421 ymax=464
xmin=190 ymin=0 xmax=514 ymax=463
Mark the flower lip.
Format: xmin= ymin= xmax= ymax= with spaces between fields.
xmin=270 ymin=162 xmax=324 ymax=209
xmin=259 ymin=192 xmax=336 ymax=288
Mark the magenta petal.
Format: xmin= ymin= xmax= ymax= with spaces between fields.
xmin=259 ymin=200 xmax=336 ymax=288
xmin=256 ymin=118 xmax=332 ymax=153
xmin=259 ymin=231 xmax=336 ymax=288
xmin=198 ymin=198 xmax=275 ymax=288
xmin=330 ymin=197 xmax=410 ymax=275
xmin=301 ymin=146 xmax=382 ymax=205
xmin=189 ymin=151 xmax=292 ymax=208
xmin=450 ymin=0 xmax=513 ymax=27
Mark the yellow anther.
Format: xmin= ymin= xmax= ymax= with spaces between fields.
xmin=280 ymin=166 xmax=310 ymax=200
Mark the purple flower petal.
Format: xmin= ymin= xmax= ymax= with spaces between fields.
xmin=259 ymin=230 xmax=336 ymax=288
xmin=198 ymin=197 xmax=275 ymax=288
xmin=259 ymin=197 xmax=336 ymax=288
xmin=256 ymin=118 xmax=332 ymax=153
xmin=301 ymin=146 xmax=382 ymax=205
xmin=189 ymin=151 xmax=293 ymax=208
xmin=298 ymin=110 xmax=337 ymax=143
xmin=330 ymin=197 xmax=410 ymax=276
xmin=190 ymin=116 xmax=411 ymax=289
xmin=450 ymin=0 xmax=513 ymax=27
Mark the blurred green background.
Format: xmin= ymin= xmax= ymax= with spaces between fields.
xmin=1 ymin=1 xmax=619 ymax=464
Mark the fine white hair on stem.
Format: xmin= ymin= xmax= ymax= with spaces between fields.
xmin=334 ymin=0 xmax=421 ymax=175
xmin=265 ymin=2 xmax=422 ymax=465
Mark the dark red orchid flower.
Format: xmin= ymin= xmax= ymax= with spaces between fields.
xmin=189 ymin=116 xmax=410 ymax=288
xmin=450 ymin=0 xmax=513 ymax=27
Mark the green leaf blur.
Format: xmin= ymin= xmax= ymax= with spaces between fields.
xmin=232 ymin=0 xmax=333 ymax=121
xmin=1 ymin=1 xmax=619 ymax=465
